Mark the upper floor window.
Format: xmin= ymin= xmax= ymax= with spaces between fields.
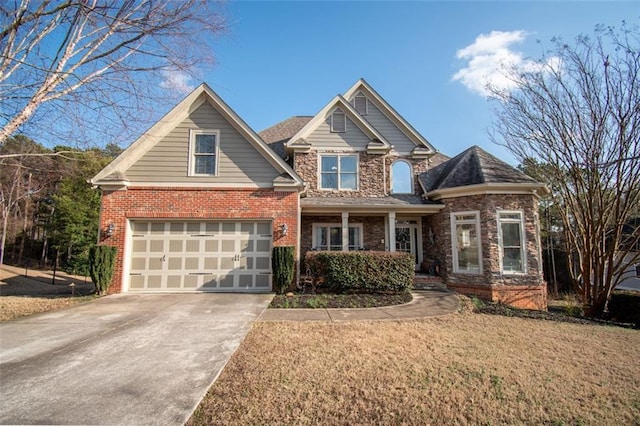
xmin=353 ymin=93 xmax=368 ymax=115
xmin=391 ymin=160 xmax=413 ymax=194
xmin=189 ymin=129 xmax=219 ymax=176
xmin=331 ymin=108 xmax=346 ymax=133
xmin=498 ymin=211 xmax=526 ymax=273
xmin=320 ymin=154 xmax=357 ymax=190
xmin=451 ymin=212 xmax=482 ymax=274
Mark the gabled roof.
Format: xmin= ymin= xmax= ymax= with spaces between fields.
xmin=343 ymin=78 xmax=436 ymax=154
xmin=419 ymin=145 xmax=547 ymax=199
xmin=91 ymin=83 xmax=303 ymax=189
xmin=284 ymin=94 xmax=391 ymax=153
xmin=259 ymin=116 xmax=312 ymax=159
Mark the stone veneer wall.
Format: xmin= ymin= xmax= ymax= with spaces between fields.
xmin=430 ymin=193 xmax=547 ymax=310
xmin=294 ymin=151 xmax=430 ymax=197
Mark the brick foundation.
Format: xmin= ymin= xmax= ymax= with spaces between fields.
xmin=448 ymin=282 xmax=548 ymax=310
xmin=98 ymin=187 xmax=299 ymax=293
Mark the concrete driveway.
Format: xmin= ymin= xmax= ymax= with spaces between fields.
xmin=0 ymin=293 xmax=272 ymax=425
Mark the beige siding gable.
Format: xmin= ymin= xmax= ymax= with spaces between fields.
xmin=305 ymin=114 xmax=371 ymax=150
xmin=351 ymin=97 xmax=417 ymax=153
xmin=125 ymin=101 xmax=281 ymax=185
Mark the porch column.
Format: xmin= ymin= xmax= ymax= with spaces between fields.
xmin=341 ymin=212 xmax=349 ymax=251
xmin=388 ymin=211 xmax=396 ymax=252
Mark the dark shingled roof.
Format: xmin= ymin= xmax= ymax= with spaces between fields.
xmin=419 ymin=145 xmax=537 ymax=192
xmin=259 ymin=116 xmax=312 ymax=159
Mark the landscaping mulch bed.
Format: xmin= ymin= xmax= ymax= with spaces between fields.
xmin=269 ymin=292 xmax=412 ymax=309
xmin=474 ymin=301 xmax=639 ymax=329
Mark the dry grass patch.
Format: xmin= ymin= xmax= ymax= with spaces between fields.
xmin=0 ymin=296 xmax=95 ymax=321
xmin=190 ymin=313 xmax=640 ymax=425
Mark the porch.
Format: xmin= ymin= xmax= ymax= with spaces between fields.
xmin=299 ymin=195 xmax=445 ymax=271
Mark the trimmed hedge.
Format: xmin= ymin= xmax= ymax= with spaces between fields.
xmin=305 ymin=251 xmax=414 ymax=293
xmin=272 ymin=246 xmax=295 ymax=294
xmin=89 ymin=245 xmax=117 ymax=295
xmin=609 ymin=291 xmax=640 ymax=326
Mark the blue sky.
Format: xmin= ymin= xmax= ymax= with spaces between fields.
xmin=180 ymin=1 xmax=637 ymax=164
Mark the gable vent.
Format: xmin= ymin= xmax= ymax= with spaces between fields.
xmin=331 ymin=108 xmax=346 ymax=133
xmin=354 ymin=93 xmax=368 ymax=115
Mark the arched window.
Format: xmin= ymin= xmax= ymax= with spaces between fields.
xmin=391 ymin=160 xmax=412 ymax=194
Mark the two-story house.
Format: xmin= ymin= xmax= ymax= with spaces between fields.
xmin=91 ymin=79 xmax=548 ymax=309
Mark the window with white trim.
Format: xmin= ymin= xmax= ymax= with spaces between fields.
xmin=189 ymin=129 xmax=219 ymax=176
xmin=312 ymin=223 xmax=363 ymax=251
xmin=391 ymin=160 xmax=413 ymax=194
xmin=451 ymin=212 xmax=481 ymax=273
xmin=353 ymin=93 xmax=368 ymax=115
xmin=331 ymin=108 xmax=346 ymax=133
xmin=498 ymin=211 xmax=526 ymax=273
xmin=320 ymin=154 xmax=357 ymax=190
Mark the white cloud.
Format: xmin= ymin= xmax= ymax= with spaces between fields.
xmin=159 ymin=70 xmax=194 ymax=95
xmin=452 ymin=30 xmax=555 ymax=96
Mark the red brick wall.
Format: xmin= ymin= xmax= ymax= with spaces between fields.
xmin=98 ymin=187 xmax=299 ymax=293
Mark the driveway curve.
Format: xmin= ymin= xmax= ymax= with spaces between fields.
xmin=0 ymin=293 xmax=272 ymax=425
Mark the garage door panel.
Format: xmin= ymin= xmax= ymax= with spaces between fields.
xmin=128 ymin=221 xmax=272 ymax=292
xmin=167 ymin=276 xmax=182 ymax=288
xmin=184 ymin=275 xmax=199 ymax=288
xmin=256 ymin=240 xmax=270 ymax=252
xmin=221 ymin=240 xmax=234 ymax=252
xmin=150 ymin=223 xmax=164 ymax=234
xmin=147 ymin=276 xmax=162 ymax=288
xmin=130 ymin=275 xmax=145 ymax=289
xmin=205 ymin=240 xmax=218 ymax=251
xmin=219 ymin=275 xmax=234 ymax=288
xmin=169 ymin=240 xmax=183 ymax=252
xmin=149 ymin=240 xmax=164 ymax=252
xmin=168 ymin=258 xmax=182 ymax=270
xmin=148 ymin=258 xmax=163 ymax=270
xmin=131 ymin=258 xmax=146 ymax=270
xmin=204 ymin=257 xmax=218 ymax=269
xmin=132 ymin=240 xmax=147 ymax=252
xmin=255 ymin=257 xmax=269 ymax=270
xmin=256 ymin=274 xmax=270 ymax=288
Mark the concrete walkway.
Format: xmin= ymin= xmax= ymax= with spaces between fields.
xmin=258 ymin=290 xmax=460 ymax=322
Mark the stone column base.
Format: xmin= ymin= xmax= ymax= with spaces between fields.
xmin=448 ymin=282 xmax=547 ymax=311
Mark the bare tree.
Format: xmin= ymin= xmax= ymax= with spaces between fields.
xmin=1 ymin=0 xmax=225 ymax=148
xmin=490 ymin=22 xmax=640 ymax=317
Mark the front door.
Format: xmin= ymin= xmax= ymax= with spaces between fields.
xmin=395 ymin=221 xmax=419 ymax=269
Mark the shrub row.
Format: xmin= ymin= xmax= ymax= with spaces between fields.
xmin=609 ymin=291 xmax=640 ymax=326
xmin=305 ymin=251 xmax=414 ymax=293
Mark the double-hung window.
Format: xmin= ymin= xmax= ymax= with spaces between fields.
xmin=498 ymin=211 xmax=526 ymax=273
xmin=451 ymin=212 xmax=481 ymax=273
xmin=189 ymin=129 xmax=219 ymax=176
xmin=320 ymin=154 xmax=357 ymax=190
xmin=313 ymin=223 xmax=363 ymax=251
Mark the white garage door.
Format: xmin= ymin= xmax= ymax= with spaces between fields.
xmin=128 ymin=221 xmax=272 ymax=292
